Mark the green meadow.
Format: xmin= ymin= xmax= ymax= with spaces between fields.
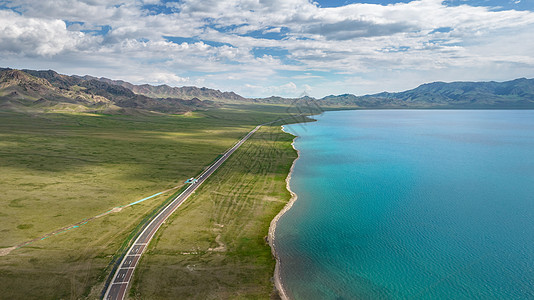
xmin=130 ymin=124 xmax=298 ymax=299
xmin=0 ymin=104 xmax=314 ymax=299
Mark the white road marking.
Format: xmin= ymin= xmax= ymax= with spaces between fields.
xmin=103 ymin=117 xmax=306 ymax=300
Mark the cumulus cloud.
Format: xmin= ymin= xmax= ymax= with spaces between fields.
xmin=303 ymin=19 xmax=415 ymax=40
xmin=125 ymin=71 xmax=190 ymax=86
xmin=243 ymin=81 xmax=305 ymax=97
xmin=1 ymin=0 xmax=534 ymax=97
xmin=0 ymin=10 xmax=99 ymax=56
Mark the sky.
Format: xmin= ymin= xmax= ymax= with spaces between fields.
xmin=0 ymin=0 xmax=533 ymax=98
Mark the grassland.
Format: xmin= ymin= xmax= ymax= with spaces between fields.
xmin=0 ymin=104 xmax=314 ymax=299
xmin=129 ymin=123 xmax=299 ymax=299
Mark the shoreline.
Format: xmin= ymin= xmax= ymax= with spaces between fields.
xmin=268 ymin=125 xmax=301 ymax=300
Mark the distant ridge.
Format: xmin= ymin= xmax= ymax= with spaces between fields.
xmin=255 ymin=78 xmax=534 ymax=109
xmin=91 ymin=77 xmax=246 ymax=102
xmin=356 ymin=78 xmax=534 ymax=108
xmin=2 ymin=67 xmax=534 ymax=112
xmin=0 ymin=68 xmax=219 ymax=114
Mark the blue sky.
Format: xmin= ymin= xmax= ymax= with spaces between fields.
xmin=1 ymin=0 xmax=533 ymax=97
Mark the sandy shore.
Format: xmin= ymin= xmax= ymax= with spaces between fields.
xmin=268 ymin=125 xmax=301 ymax=300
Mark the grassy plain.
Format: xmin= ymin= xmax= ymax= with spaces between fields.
xmin=0 ymin=104 xmax=311 ymax=299
xmin=130 ymin=123 xmax=299 ymax=299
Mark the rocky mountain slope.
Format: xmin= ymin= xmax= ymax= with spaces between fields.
xmin=96 ymin=77 xmax=246 ymax=102
xmin=0 ymin=68 xmax=216 ymax=114
xmin=2 ymin=67 xmax=533 ymax=113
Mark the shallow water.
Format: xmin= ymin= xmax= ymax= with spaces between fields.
xmin=276 ymin=110 xmax=534 ymax=299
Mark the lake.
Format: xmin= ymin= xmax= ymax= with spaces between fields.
xmin=276 ymin=110 xmax=534 ymax=299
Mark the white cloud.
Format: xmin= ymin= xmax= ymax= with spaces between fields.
xmin=0 ymin=10 xmax=99 ymax=56
xmin=124 ymin=71 xmax=190 ymax=86
xmin=242 ymin=81 xmax=311 ymax=97
xmin=1 ymin=0 xmax=534 ymax=97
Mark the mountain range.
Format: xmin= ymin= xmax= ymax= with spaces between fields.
xmin=1 ymin=67 xmax=533 ymax=114
xmin=95 ymin=77 xmax=246 ymax=102
xmin=0 ymin=68 xmax=219 ymax=114
xmin=320 ymin=78 xmax=534 ymax=109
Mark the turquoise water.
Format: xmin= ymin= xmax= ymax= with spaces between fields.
xmin=277 ymin=110 xmax=534 ymax=299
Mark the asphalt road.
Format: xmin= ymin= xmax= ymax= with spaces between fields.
xmin=103 ymin=125 xmax=262 ymax=300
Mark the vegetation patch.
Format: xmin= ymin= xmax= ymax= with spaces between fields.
xmin=16 ymin=224 xmax=33 ymax=230
xmin=130 ymin=124 xmax=301 ymax=299
xmin=0 ymin=104 xmax=316 ymax=299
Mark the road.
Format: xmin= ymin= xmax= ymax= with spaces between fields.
xmin=103 ymin=124 xmax=263 ymax=300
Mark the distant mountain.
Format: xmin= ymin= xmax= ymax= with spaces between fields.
xmin=323 ymin=78 xmax=534 ymax=108
xmin=2 ymin=67 xmax=533 ymax=113
xmin=359 ymin=78 xmax=534 ymax=108
xmin=254 ymin=78 xmax=534 ymax=109
xmin=0 ymin=68 xmax=216 ymax=114
xmin=95 ymin=77 xmax=247 ymax=102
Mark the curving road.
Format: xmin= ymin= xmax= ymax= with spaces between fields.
xmin=103 ymin=124 xmax=264 ymax=300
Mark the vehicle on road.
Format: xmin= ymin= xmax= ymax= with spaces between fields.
xmin=185 ymin=178 xmax=198 ymax=183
